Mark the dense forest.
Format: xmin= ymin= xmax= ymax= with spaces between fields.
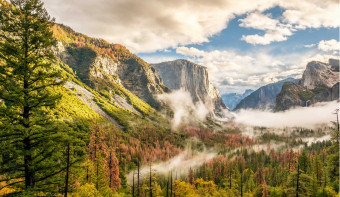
xmin=0 ymin=0 xmax=339 ymax=196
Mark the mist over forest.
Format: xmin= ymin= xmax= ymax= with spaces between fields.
xmin=0 ymin=0 xmax=339 ymax=196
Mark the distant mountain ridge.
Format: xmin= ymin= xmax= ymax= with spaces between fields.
xmin=151 ymin=59 xmax=227 ymax=115
xmin=234 ymin=78 xmax=299 ymax=111
xmin=275 ymin=59 xmax=339 ymax=111
xmin=222 ymin=89 xmax=254 ymax=110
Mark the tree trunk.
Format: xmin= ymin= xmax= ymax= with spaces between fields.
xmin=86 ymin=167 xmax=89 ymax=182
xmin=132 ymin=172 xmax=135 ymax=197
xmin=170 ymin=171 xmax=173 ymax=197
xmin=23 ymin=9 xmax=34 ymax=188
xmin=296 ymin=162 xmax=300 ymax=197
xmin=24 ymin=136 xmax=33 ymax=188
xmin=64 ymin=143 xmax=70 ymax=197
xmin=109 ymin=152 xmax=112 ymax=188
xmin=149 ymin=164 xmax=152 ymax=197
xmin=229 ymin=168 xmax=232 ymax=189
xmin=240 ymin=171 xmax=243 ymax=197
xmin=166 ymin=175 xmax=169 ymax=197
xmin=96 ymin=158 xmax=99 ymax=190
xmin=137 ymin=161 xmax=140 ymax=197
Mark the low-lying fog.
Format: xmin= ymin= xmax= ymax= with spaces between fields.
xmin=147 ymin=91 xmax=338 ymax=183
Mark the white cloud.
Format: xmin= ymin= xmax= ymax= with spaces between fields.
xmin=318 ymin=39 xmax=340 ymax=52
xmin=280 ymin=0 xmax=340 ymax=29
xmin=239 ymin=0 xmax=339 ymax=45
xmin=42 ymin=0 xmax=339 ymax=53
xmin=140 ymin=55 xmax=178 ymax=64
xmin=43 ymin=0 xmax=280 ymax=53
xmin=239 ymin=12 xmax=294 ymax=45
xmin=239 ymin=12 xmax=278 ymax=31
xmin=176 ymin=47 xmax=206 ymax=58
xmin=176 ymin=46 xmax=337 ymax=94
xmin=304 ymin=44 xmax=316 ymax=48
xmin=241 ymin=31 xmax=291 ymax=45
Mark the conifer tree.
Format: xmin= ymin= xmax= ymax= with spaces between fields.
xmin=0 ymin=0 xmax=64 ymax=194
xmin=187 ymin=168 xmax=195 ymax=185
xmin=108 ymin=148 xmax=121 ymax=191
xmin=60 ymin=122 xmax=86 ymax=197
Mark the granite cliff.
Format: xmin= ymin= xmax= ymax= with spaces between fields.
xmin=152 ymin=60 xmax=227 ymax=114
xmin=300 ymin=60 xmax=339 ymax=89
xmin=275 ymin=59 xmax=339 ymax=111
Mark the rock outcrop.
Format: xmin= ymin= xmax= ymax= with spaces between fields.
xmin=275 ymin=59 xmax=339 ymax=111
xmin=234 ymin=78 xmax=298 ymax=111
xmin=275 ymin=82 xmax=310 ymax=111
xmin=300 ymin=60 xmax=339 ymax=89
xmin=222 ymin=89 xmax=254 ymax=110
xmin=151 ymin=59 xmax=227 ymax=114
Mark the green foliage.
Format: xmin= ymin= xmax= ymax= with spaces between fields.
xmin=298 ymin=90 xmax=314 ymax=101
xmin=312 ymin=85 xmax=329 ymax=94
xmin=74 ymin=183 xmax=102 ymax=197
xmin=326 ymin=127 xmax=339 ymax=193
xmin=316 ymin=186 xmax=338 ymax=197
xmin=0 ymin=0 xmax=69 ymax=194
xmin=94 ymin=96 xmax=131 ymax=128
xmin=53 ymin=86 xmax=102 ymax=121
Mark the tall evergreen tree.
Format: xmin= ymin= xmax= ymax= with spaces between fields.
xmin=0 ymin=0 xmax=64 ymax=194
xmin=326 ymin=123 xmax=339 ymax=192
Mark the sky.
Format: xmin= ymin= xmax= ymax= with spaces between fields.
xmin=42 ymin=0 xmax=340 ymax=94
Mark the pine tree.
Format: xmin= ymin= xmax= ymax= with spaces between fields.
xmin=59 ymin=122 xmax=86 ymax=197
xmin=149 ymin=164 xmax=152 ymax=197
xmin=0 ymin=0 xmax=65 ymax=194
xmin=326 ymin=123 xmax=339 ymax=192
xmin=187 ymin=168 xmax=195 ymax=185
xmin=108 ymin=148 xmax=121 ymax=191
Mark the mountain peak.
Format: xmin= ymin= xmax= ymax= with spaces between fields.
xmin=275 ymin=59 xmax=339 ymax=111
xmin=300 ymin=60 xmax=339 ymax=90
xmin=152 ymin=60 xmax=226 ymax=114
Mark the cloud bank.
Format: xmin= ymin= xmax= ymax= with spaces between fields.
xmin=42 ymin=0 xmax=339 ymax=53
xmin=234 ymin=101 xmax=339 ymax=129
xmin=318 ymin=39 xmax=340 ymax=53
xmin=176 ymin=46 xmax=339 ymax=94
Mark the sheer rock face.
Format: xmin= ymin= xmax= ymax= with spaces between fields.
xmin=300 ymin=60 xmax=339 ymax=89
xmin=234 ymin=78 xmax=298 ymax=111
xmin=151 ymin=59 xmax=227 ymax=113
xmin=275 ymin=59 xmax=339 ymax=111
